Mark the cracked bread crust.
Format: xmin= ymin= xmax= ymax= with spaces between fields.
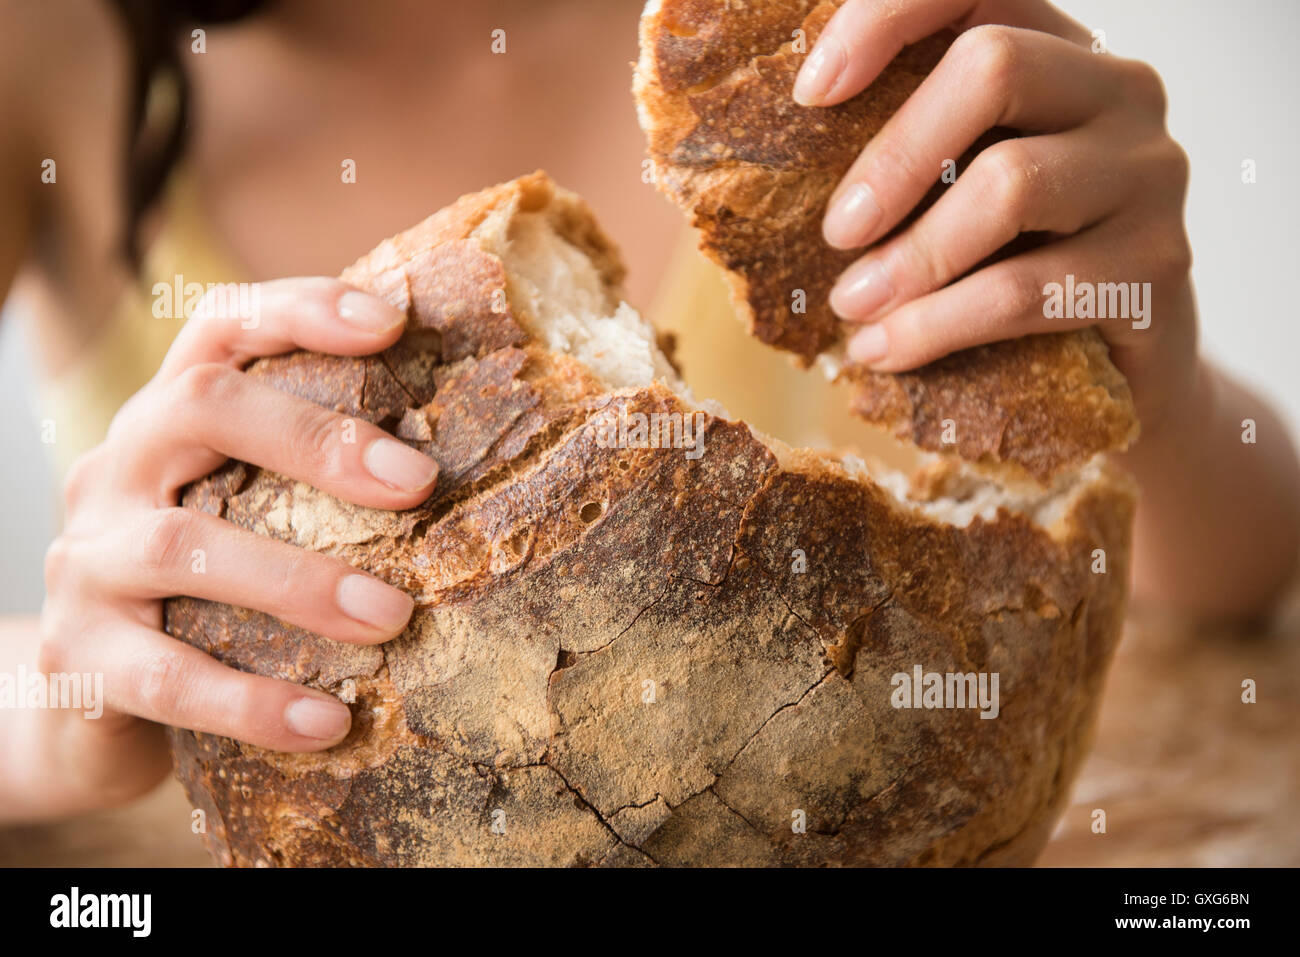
xmin=165 ymin=171 xmax=1135 ymax=867
xmin=634 ymin=0 xmax=1139 ymax=483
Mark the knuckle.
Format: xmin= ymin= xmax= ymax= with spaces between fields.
xmin=61 ymin=449 xmax=103 ymax=513
xmin=898 ymin=233 xmax=951 ymax=291
xmin=1120 ymin=58 xmax=1168 ymax=116
xmin=867 ymin=139 xmax=920 ymax=194
xmin=1175 ymin=233 xmax=1194 ymax=275
xmin=136 ymin=649 xmax=192 ymax=717
xmin=106 ymin=380 xmax=166 ymax=444
xmin=291 ymin=409 xmax=347 ymax=482
xmin=37 ymin=610 xmax=74 ymax=674
xmin=1156 ymin=225 xmax=1194 ymax=278
xmin=985 ymin=264 xmax=1038 ymax=318
xmin=136 ymin=507 xmax=194 ymax=576
xmin=172 ymin=362 xmax=235 ymax=407
xmin=43 ymin=536 xmax=77 ymax=593
xmin=1161 ymin=139 xmax=1191 ymax=193
xmin=105 ymin=395 xmax=139 ymax=442
xmin=264 ymin=546 xmax=313 ymax=613
xmin=979 ymin=140 xmax=1034 ymax=215
xmin=956 ymin=25 xmax=1021 ymax=93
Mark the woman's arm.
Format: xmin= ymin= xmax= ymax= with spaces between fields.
xmin=1123 ymin=360 xmax=1300 ymax=623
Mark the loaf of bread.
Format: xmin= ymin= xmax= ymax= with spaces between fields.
xmin=634 ymin=0 xmax=1139 ymax=483
xmin=166 ymin=171 xmax=1135 ymax=866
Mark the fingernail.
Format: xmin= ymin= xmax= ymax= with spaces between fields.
xmin=285 ymin=697 xmax=351 ymax=741
xmin=823 ymin=182 xmax=882 ymax=249
xmin=793 ymin=36 xmax=846 ymax=106
xmin=337 ymin=573 xmax=415 ymax=631
xmin=364 ymin=437 xmax=438 ymax=491
xmin=848 ymin=324 xmax=890 ymax=365
xmin=831 ymin=259 xmax=894 ymax=319
xmin=338 ymin=289 xmax=404 ymax=333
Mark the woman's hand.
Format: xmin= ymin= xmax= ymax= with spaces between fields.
xmin=798 ymin=0 xmax=1196 ymax=433
xmin=797 ymin=1 xmax=1300 ymax=622
xmin=33 ymin=279 xmax=438 ymax=813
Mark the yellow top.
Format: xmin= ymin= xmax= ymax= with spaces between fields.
xmin=38 ymin=171 xmax=879 ymax=484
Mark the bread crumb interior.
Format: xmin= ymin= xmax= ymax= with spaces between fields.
xmin=475 ymin=205 xmax=1097 ymax=536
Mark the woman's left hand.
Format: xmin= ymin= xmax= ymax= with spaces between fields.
xmin=798 ymin=0 xmax=1197 ymax=433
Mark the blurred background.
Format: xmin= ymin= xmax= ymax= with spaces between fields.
xmin=3 ymin=0 xmax=1298 ymax=612
xmin=0 ymin=0 xmax=1296 ymax=869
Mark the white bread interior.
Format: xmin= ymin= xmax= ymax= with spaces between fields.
xmin=472 ymin=202 xmax=1108 ymax=540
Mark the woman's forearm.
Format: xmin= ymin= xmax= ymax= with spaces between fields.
xmin=1123 ymin=360 xmax=1300 ymax=623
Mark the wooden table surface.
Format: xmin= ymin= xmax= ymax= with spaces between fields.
xmin=3 ymin=587 xmax=1297 ymax=868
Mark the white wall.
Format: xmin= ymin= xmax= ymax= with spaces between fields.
xmin=1 ymin=0 xmax=1296 ymax=613
xmin=0 ymin=311 xmax=55 ymax=612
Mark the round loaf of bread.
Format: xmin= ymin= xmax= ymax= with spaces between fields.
xmin=166 ymin=172 xmax=1134 ymax=866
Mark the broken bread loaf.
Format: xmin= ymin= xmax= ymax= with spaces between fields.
xmin=166 ymin=171 xmax=1134 ymax=866
xmin=634 ymin=0 xmax=1139 ymax=483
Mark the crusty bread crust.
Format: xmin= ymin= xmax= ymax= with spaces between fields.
xmin=166 ymin=172 xmax=1134 ymax=867
xmin=634 ymin=0 xmax=1138 ymax=483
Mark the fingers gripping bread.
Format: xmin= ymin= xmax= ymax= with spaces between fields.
xmin=634 ymin=0 xmax=1139 ymax=483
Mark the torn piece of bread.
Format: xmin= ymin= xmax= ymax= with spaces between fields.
xmin=634 ymin=0 xmax=1139 ymax=483
xmin=166 ymin=172 xmax=1134 ymax=867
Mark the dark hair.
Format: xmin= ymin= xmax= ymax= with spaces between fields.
xmin=107 ymin=0 xmax=271 ymax=267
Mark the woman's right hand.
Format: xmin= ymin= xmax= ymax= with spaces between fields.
xmin=37 ymin=278 xmax=438 ymax=809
